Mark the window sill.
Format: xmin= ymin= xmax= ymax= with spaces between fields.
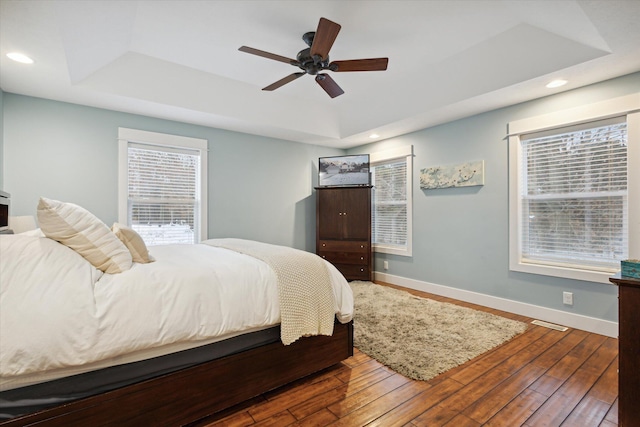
xmin=374 ymin=244 xmax=412 ymax=257
xmin=510 ymin=260 xmax=617 ymax=284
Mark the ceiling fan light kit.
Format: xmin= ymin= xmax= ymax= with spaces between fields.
xmin=239 ymin=17 xmax=388 ymax=98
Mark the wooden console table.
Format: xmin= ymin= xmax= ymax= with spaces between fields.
xmin=609 ymin=273 xmax=640 ymax=426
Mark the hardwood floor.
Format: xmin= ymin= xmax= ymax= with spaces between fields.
xmin=192 ymin=283 xmax=619 ymax=427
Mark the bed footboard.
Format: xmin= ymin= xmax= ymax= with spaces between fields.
xmin=1 ymin=321 xmax=353 ymax=427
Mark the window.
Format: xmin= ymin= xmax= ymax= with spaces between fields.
xmin=118 ymin=128 xmax=208 ymax=246
xmin=370 ymin=146 xmax=413 ymax=256
xmin=508 ymin=95 xmax=639 ymax=283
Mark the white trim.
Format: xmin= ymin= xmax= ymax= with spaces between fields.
xmin=118 ymin=127 xmax=207 ymax=150
xmin=117 ymin=127 xmax=208 ymax=242
xmin=508 ymin=94 xmax=640 ymax=283
xmin=374 ymin=272 xmax=618 ymax=338
xmin=117 ymin=137 xmax=129 ymax=225
xmin=508 ymin=93 xmax=640 ymax=136
xmin=370 ymin=145 xmax=412 ymax=163
xmin=628 ymin=111 xmax=640 ymax=260
xmin=508 ymin=128 xmax=618 ymax=283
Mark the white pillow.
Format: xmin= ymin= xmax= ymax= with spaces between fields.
xmin=37 ymin=197 xmax=132 ymax=274
xmin=112 ymin=223 xmax=155 ymax=264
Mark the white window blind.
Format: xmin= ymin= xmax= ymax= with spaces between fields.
xmin=127 ymin=143 xmax=201 ymax=245
xmin=372 ymin=159 xmax=408 ymax=250
xmin=519 ymin=117 xmax=628 ymax=270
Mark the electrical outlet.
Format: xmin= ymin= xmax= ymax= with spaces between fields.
xmin=383 ymin=261 xmax=389 ymax=270
xmin=563 ymin=291 xmax=573 ymax=306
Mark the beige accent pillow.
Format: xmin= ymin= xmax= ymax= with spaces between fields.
xmin=112 ymin=223 xmax=155 ymax=264
xmin=37 ymin=197 xmax=133 ymax=274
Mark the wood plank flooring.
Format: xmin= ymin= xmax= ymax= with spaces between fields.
xmin=192 ymin=282 xmax=618 ymax=427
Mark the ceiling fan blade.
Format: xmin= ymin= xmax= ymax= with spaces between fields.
xmin=330 ymin=58 xmax=389 ymax=72
xmin=310 ymin=17 xmax=341 ymax=60
xmin=239 ymin=46 xmax=299 ymax=65
xmin=315 ymin=74 xmax=344 ymax=98
xmin=262 ymin=72 xmax=306 ymax=91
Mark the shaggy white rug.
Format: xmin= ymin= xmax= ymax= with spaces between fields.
xmin=350 ymin=281 xmax=528 ymax=381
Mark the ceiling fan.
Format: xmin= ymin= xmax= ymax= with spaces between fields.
xmin=239 ymin=17 xmax=389 ymax=98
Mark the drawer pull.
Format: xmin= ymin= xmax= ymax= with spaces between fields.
xmin=360 ymin=256 xmax=364 ymax=260
xmin=360 ymin=268 xmax=364 ymax=272
xmin=322 ymin=243 xmax=326 ymax=247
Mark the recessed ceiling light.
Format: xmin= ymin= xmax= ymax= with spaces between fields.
xmin=546 ymin=79 xmax=567 ymax=88
xmin=369 ymin=133 xmax=380 ymax=139
xmin=6 ymin=52 xmax=34 ymax=64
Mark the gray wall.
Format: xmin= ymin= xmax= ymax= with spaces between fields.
xmin=3 ymin=72 xmax=638 ymax=324
xmin=2 ymin=94 xmax=342 ymax=252
xmin=350 ymin=72 xmax=640 ymax=324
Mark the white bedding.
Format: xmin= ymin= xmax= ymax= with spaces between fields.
xmin=0 ymin=235 xmax=353 ymax=391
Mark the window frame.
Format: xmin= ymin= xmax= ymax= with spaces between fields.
xmin=117 ymin=127 xmax=208 ymax=244
xmin=508 ymin=94 xmax=640 ymax=284
xmin=370 ymin=145 xmax=413 ymax=257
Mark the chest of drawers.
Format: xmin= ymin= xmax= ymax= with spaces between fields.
xmin=316 ymin=187 xmax=372 ymax=281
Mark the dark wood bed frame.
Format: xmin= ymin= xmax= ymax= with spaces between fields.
xmin=1 ymin=321 xmax=353 ymax=427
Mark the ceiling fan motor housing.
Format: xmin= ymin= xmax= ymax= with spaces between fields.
xmin=296 ymin=47 xmax=330 ymax=75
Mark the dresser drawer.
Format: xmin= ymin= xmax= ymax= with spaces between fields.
xmin=335 ymin=264 xmax=371 ymax=281
xmin=318 ymin=240 xmax=369 ymax=253
xmin=319 ymin=250 xmax=368 ymax=265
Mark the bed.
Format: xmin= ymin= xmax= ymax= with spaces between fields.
xmin=0 ymin=197 xmax=354 ymax=426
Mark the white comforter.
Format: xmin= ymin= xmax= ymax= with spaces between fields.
xmin=0 ymin=235 xmax=354 ymax=391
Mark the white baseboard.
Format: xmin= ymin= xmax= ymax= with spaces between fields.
xmin=374 ymin=272 xmax=618 ymax=338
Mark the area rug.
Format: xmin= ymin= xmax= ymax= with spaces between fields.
xmin=349 ymin=281 xmax=528 ymax=381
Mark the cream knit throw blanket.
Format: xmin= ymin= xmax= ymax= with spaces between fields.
xmin=203 ymin=238 xmax=336 ymax=345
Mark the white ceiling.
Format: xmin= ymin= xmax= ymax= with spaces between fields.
xmin=1 ymin=0 xmax=639 ymax=148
